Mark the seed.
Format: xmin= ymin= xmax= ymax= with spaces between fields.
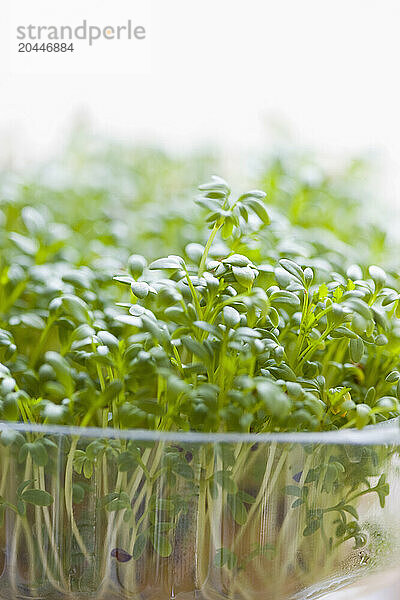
xmin=110 ymin=548 xmax=132 ymax=563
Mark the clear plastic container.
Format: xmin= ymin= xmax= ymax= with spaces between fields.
xmin=0 ymin=422 xmax=400 ymax=600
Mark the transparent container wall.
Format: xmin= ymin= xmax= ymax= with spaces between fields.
xmin=1 ymin=426 xmax=400 ymax=600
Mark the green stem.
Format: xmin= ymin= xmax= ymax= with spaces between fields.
xmin=0 ymin=280 xmax=27 ymax=316
xmin=296 ymin=326 xmax=334 ymax=370
xmin=296 ymin=289 xmax=309 ymax=357
xmin=36 ymin=464 xmax=69 ymax=588
xmin=198 ymin=221 xmax=222 ymax=277
xmin=10 ymin=455 xmax=32 ymax=596
xmin=182 ymin=264 xmax=203 ymax=319
xmin=64 ymin=436 xmax=90 ymax=558
xmin=30 ymin=315 xmax=55 ymax=367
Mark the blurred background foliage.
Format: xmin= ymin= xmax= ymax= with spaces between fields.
xmin=0 ymin=135 xmax=393 ymax=274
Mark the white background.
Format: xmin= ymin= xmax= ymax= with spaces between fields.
xmin=1 ymin=0 xmax=400 ymax=212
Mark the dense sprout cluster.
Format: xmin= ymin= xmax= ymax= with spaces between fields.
xmin=0 ymin=155 xmax=399 ymax=433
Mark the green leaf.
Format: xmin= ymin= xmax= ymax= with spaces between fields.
xmin=386 ymin=370 xmax=400 ymax=383
xmin=232 ymin=266 xmax=255 ymax=288
xmin=364 ymin=387 xmax=376 ymax=405
xmin=227 ymin=493 xmax=247 ymax=525
xmin=304 ymin=267 xmax=313 ymax=287
xmin=117 ymin=314 xmax=142 ymax=327
xmin=60 ymin=294 xmax=90 ymax=323
xmin=349 ymin=338 xmax=364 ymax=363
xmin=222 ymin=254 xmax=252 ymax=267
xmin=382 ymin=293 xmax=398 ymax=306
xmin=131 ymin=282 xmax=150 ymax=299
xmin=199 ymin=175 xmax=230 ymax=195
xmin=236 ymin=490 xmax=256 ymax=504
xmin=181 ymin=336 xmax=210 ymax=361
xmin=101 ymin=380 xmax=123 ymax=404
xmin=151 ymin=534 xmax=172 ymax=558
xmin=355 ymin=404 xmax=371 ymax=428
xmin=193 ymin=321 xmax=222 ymax=338
xmin=21 ymin=206 xmax=46 ymax=232
xmin=239 ymin=190 xmax=266 ymax=202
xmin=21 ymin=489 xmax=54 ymax=507
xmin=270 ymin=290 xmax=301 ymax=307
xmin=172 ymin=461 xmax=194 ymax=480
xmin=99 ymin=492 xmax=119 ymax=507
xmin=346 ymin=298 xmax=372 ymax=321
xmin=214 ymin=547 xmax=237 ymax=569
xmin=44 ymin=351 xmax=72 ymax=389
xmin=20 ymin=313 xmax=46 ymax=329
xmin=212 ymin=471 xmax=237 ymax=494
xmin=118 ymin=451 xmax=139 ymax=472
xmin=223 ymin=306 xmax=241 ymax=328
xmin=31 ymin=442 xmax=48 ymax=467
xmin=235 ymin=327 xmax=261 ymax=339
xmin=267 ymin=364 xmax=297 ymax=383
xmin=72 ymin=484 xmax=85 ymax=504
xmin=83 ymin=460 xmax=94 ymax=479
xmin=149 ymin=256 xmax=184 ymax=270
xmin=303 ymin=518 xmax=321 ymax=536
xmin=166 ymin=307 xmax=190 ymax=325
xmin=375 ymin=334 xmax=388 ymax=346
xmin=221 ymin=218 xmax=234 ymax=239
xmin=123 ymin=508 xmax=133 ymax=523
xmin=268 ymin=307 xmax=280 ymax=327
xmin=243 ymin=196 xmax=270 ymax=225
xmin=113 ymin=275 xmax=134 ymax=285
xmin=10 ymin=232 xmax=39 ymax=255
xmin=285 ymin=485 xmax=302 ymax=497
xmin=331 ymin=326 xmax=358 ymax=339
xmin=1 ymin=394 xmax=19 ymax=421
xmin=291 ymin=498 xmax=304 ymax=508
xmin=376 ymin=474 xmax=390 ymax=508
xmin=352 ymin=313 xmax=367 ymax=334
xmin=376 ymin=396 xmax=398 ymax=414
xmin=17 ymin=480 xmax=34 ymax=497
xmin=149 ymin=522 xmax=172 ymax=535
xmin=132 ymin=532 xmax=147 ymax=560
xmin=128 ymin=254 xmax=147 ymax=279
xmin=279 ymin=259 xmax=304 ymax=282
xmin=18 ymin=442 xmax=48 ymax=466
xmin=369 ymin=265 xmax=386 ymax=289
xmin=105 ymin=492 xmax=131 ymax=512
xmin=136 ymin=399 xmax=164 ymax=416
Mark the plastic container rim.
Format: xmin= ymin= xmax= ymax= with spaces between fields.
xmin=0 ymin=418 xmax=399 ymax=446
